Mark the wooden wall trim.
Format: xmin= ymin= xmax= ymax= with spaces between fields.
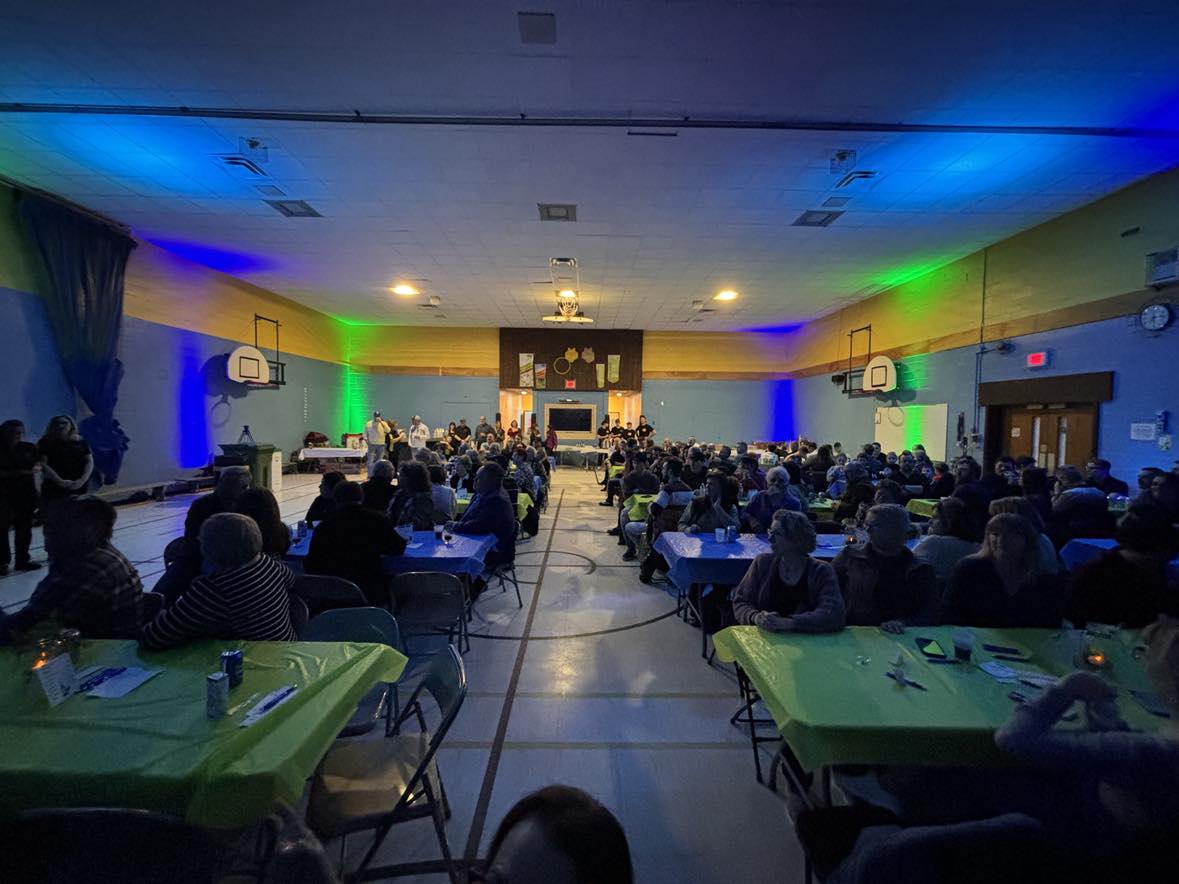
xmin=785 ymin=287 xmax=1149 ymax=380
xmin=642 ymin=370 xmax=794 ymax=381
xmin=364 ymin=365 xmax=499 ymax=377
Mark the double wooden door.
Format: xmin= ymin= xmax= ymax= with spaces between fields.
xmin=1001 ymin=406 xmax=1098 ymax=472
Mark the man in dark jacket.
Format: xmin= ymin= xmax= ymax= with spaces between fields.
xmin=0 ymin=419 xmax=41 ymax=574
xmin=446 ymin=462 xmax=516 ymax=573
xmin=305 ymin=481 xmax=407 ymax=605
xmin=1086 ymin=458 xmax=1130 ymax=496
xmin=832 ymin=504 xmax=937 ymax=632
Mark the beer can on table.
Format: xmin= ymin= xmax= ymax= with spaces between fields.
xmin=726 ymin=525 xmax=737 ymax=543
xmin=220 ymin=649 xmax=244 ymax=688
xmin=207 ymin=672 xmax=229 ymax=718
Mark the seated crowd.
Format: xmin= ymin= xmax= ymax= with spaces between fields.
xmin=0 ymin=417 xmax=549 ymax=646
xmin=3 ymin=413 xmax=1178 ymax=879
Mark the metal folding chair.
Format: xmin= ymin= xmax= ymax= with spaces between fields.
xmin=291 ymin=574 xmax=367 ymax=616
xmin=287 ymin=593 xmax=310 ymax=638
xmin=306 ymin=646 xmax=467 ymax=883
xmin=303 ymin=606 xmax=403 ymax=735
xmin=389 ymin=571 xmax=468 ymax=654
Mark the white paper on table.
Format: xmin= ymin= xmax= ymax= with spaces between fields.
xmin=406 ymin=542 xmax=424 ymax=549
xmin=1009 ymin=670 xmax=1058 ymax=688
xmin=87 ymin=667 xmax=162 ymax=698
xmin=35 ymin=654 xmax=77 ymax=706
xmin=978 ymin=661 xmax=1018 ymax=682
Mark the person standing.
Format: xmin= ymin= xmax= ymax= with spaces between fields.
xmin=408 ymin=415 xmax=431 ymax=452
xmin=475 ymin=416 xmax=494 ymax=446
xmin=37 ymin=415 xmax=94 ymax=507
xmin=0 ymin=420 xmax=41 ymax=574
xmin=454 ymin=418 xmax=472 ymax=447
xmin=364 ymin=411 xmax=390 ymax=474
xmin=635 ymin=415 xmax=655 ymax=443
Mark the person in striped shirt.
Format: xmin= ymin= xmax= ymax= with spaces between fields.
xmin=140 ymin=512 xmax=296 ymax=650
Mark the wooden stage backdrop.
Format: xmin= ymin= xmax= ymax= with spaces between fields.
xmin=498 ymin=328 xmax=643 ymax=391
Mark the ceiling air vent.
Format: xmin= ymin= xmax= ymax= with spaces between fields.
xmin=254 ymin=184 xmax=285 ymax=197
xmin=212 ymin=154 xmax=269 ymax=179
xmin=792 ymin=210 xmax=844 ymax=228
xmin=265 ymin=199 xmax=321 ymax=218
xmin=538 ymin=203 xmax=577 ymax=222
xmin=518 ymin=12 xmax=557 ymax=44
xmin=822 ymin=196 xmax=850 ymax=208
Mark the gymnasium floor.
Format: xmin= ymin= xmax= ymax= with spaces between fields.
xmin=0 ymin=468 xmax=802 ymax=882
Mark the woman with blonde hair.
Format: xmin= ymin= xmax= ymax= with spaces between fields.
xmin=941 ymin=513 xmax=1065 ymax=627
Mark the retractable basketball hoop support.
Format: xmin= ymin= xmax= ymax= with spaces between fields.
xmin=254 ymin=313 xmax=286 ymax=386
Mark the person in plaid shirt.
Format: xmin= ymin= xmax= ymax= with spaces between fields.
xmin=1 ymin=497 xmax=143 ymax=640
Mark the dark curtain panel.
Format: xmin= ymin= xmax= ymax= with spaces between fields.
xmin=19 ymin=192 xmax=136 ymax=485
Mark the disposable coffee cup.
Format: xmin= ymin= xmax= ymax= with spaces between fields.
xmin=952 ymin=629 xmax=973 ymax=662
xmin=714 ymin=528 xmax=726 ymax=542
xmin=434 ymin=524 xmax=445 ymax=539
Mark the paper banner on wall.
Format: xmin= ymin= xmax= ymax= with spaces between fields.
xmin=595 ymin=363 xmax=605 ymax=388
xmin=518 ymin=352 xmax=534 ymax=389
xmin=606 ymin=354 xmax=621 ymax=384
xmin=534 ymin=364 xmax=547 ymax=388
xmin=581 ymin=347 xmax=595 ymax=363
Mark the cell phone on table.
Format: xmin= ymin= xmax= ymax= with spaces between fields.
xmin=915 ymin=637 xmax=947 ymax=659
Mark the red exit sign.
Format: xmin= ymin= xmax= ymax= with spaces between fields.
xmin=1026 ymin=350 xmax=1050 ymax=369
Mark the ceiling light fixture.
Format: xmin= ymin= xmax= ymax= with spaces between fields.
xmin=714 ymin=290 xmax=739 ymax=301
xmin=557 ymin=289 xmax=578 ymax=299
xmin=391 ymin=284 xmax=418 ymax=296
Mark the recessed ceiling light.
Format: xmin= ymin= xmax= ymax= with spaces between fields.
xmin=714 ymin=290 xmax=739 ymax=301
xmin=391 ymin=284 xmax=418 ymax=296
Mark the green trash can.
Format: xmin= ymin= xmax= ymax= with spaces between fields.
xmin=218 ymin=443 xmax=278 ymax=490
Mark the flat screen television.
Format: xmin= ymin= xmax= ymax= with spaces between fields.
xmin=544 ymin=404 xmax=596 ymax=437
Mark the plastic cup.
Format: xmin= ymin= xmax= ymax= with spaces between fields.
xmin=952 ymin=628 xmax=973 ymax=662
xmin=434 ymin=524 xmax=445 ymax=540
xmin=714 ymin=528 xmax=726 ymax=542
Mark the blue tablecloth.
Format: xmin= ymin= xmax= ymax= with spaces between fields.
xmin=653 ymin=532 xmax=770 ymax=590
xmin=811 ymin=536 xmax=921 ymax=560
xmin=287 ymin=530 xmax=496 ymax=577
xmin=1060 ymin=537 xmax=1179 ymax=580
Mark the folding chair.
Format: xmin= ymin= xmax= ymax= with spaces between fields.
xmin=307 ymin=646 xmax=467 ymax=883
xmin=729 ymin=662 xmax=783 ymax=784
xmin=389 ymin=571 xmax=468 ymax=654
xmin=303 ymin=607 xmax=403 ymax=735
xmin=287 ymin=593 xmax=310 ymax=638
xmin=291 ymin=575 xmax=367 ymax=616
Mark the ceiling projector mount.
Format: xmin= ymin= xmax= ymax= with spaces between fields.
xmin=541 ymin=257 xmax=594 ymax=323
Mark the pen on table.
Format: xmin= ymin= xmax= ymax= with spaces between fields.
xmin=256 ymin=685 xmax=297 ymax=715
xmin=885 ymin=671 xmax=928 ymax=691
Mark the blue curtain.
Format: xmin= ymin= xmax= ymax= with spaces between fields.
xmin=19 ymin=192 xmax=136 ymax=485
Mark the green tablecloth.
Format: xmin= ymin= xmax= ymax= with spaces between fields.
xmin=808 ymin=499 xmax=834 ymax=517
xmin=713 ymin=626 xmax=1158 ymax=771
xmin=905 ymin=498 xmax=939 ymax=518
xmin=455 ymin=492 xmax=534 ymax=521
xmin=0 ymin=639 xmax=406 ymax=828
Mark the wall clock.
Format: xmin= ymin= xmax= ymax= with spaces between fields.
xmin=1139 ymin=300 xmax=1173 ymax=333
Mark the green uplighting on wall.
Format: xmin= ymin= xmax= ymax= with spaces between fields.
xmin=334 ymin=325 xmax=373 ymax=436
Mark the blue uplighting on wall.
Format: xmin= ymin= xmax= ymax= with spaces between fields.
xmin=149 ymin=239 xmax=275 ymax=274
xmin=765 ymin=379 xmax=796 ymax=441
xmin=176 ymin=334 xmax=210 ymax=468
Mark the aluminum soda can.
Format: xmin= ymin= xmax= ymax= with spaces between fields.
xmin=726 ymin=525 xmax=737 ymax=542
xmin=297 ymin=520 xmax=308 ymax=538
xmin=207 ymin=672 xmax=229 ymax=718
xmin=220 ymin=649 xmax=244 ymax=688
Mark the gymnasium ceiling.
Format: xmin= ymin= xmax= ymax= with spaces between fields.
xmin=1 ymin=0 xmax=1178 ymax=330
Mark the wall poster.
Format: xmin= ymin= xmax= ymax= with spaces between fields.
xmin=534 ymin=364 xmax=547 ymax=388
xmin=518 ymin=352 xmax=534 ymax=388
xmin=606 ymin=354 xmax=621 ymax=383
